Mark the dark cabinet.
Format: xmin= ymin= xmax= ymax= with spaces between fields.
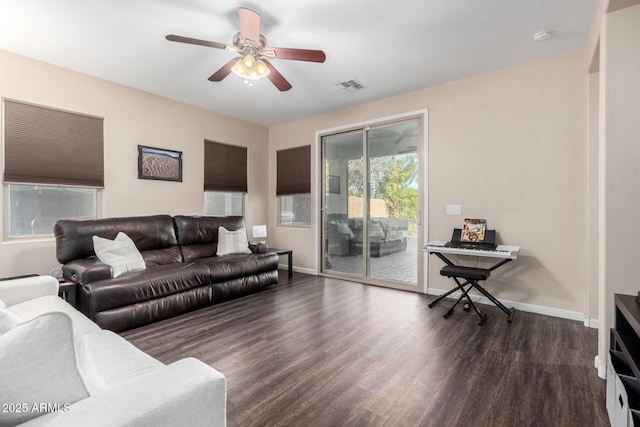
xmin=609 ymin=294 xmax=640 ymax=426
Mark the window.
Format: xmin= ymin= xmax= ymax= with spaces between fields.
xmin=3 ymin=99 xmax=104 ymax=239
xmin=280 ymin=194 xmax=311 ymax=226
xmin=7 ymin=184 xmax=98 ymax=237
xmin=203 ymin=141 xmax=247 ymax=217
xmin=204 ymin=140 xmax=247 ymax=193
xmin=277 ymin=145 xmax=311 ymax=227
xmin=204 ymin=191 xmax=244 ymax=216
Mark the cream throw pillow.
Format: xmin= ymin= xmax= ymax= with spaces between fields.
xmin=0 ymin=312 xmax=107 ymax=425
xmin=93 ymin=232 xmax=146 ymax=278
xmin=216 ymin=226 xmax=252 ymax=256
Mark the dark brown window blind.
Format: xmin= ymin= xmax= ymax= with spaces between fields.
xmin=276 ymin=145 xmax=310 ymax=196
xmin=204 ymin=140 xmax=247 ymax=192
xmin=3 ymin=99 xmax=104 ymax=187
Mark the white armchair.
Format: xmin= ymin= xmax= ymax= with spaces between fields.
xmin=0 ymin=275 xmax=226 ymax=427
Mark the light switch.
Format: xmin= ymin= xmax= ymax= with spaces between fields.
xmin=446 ymin=204 xmax=462 ymax=215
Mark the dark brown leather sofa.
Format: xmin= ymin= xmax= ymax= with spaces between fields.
xmin=54 ymin=215 xmax=279 ymax=331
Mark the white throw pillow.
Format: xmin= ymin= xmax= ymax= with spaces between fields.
xmin=0 ymin=308 xmax=22 ymax=336
xmin=93 ymin=232 xmax=146 ymax=278
xmin=337 ymin=222 xmax=354 ymax=238
xmin=0 ymin=312 xmax=107 ymax=425
xmin=216 ymin=226 xmax=252 ymax=256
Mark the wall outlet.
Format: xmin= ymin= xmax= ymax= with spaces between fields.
xmin=446 ymin=204 xmax=462 ymax=215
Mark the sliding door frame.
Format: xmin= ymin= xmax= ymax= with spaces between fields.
xmin=315 ymin=109 xmax=429 ymax=294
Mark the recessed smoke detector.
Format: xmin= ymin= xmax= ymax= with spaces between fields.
xmin=533 ymin=31 xmax=552 ymax=42
xmin=333 ymin=79 xmax=367 ymax=93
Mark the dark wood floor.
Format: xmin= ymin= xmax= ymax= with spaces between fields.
xmin=121 ymin=271 xmax=609 ymax=427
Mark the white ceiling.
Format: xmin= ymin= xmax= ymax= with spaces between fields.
xmin=0 ymin=0 xmax=596 ymax=127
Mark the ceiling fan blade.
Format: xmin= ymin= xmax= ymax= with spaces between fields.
xmin=208 ymin=59 xmax=238 ymax=82
xmin=166 ymin=34 xmax=228 ymax=50
xmin=238 ymin=7 xmax=261 ymax=43
xmin=268 ymin=47 xmax=326 ymax=63
xmin=262 ymin=59 xmax=292 ymax=92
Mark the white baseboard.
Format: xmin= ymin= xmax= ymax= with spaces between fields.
xmin=584 ymin=317 xmax=600 ymax=329
xmin=426 ymin=287 xmax=598 ymax=328
xmin=278 ymin=264 xmax=315 ymax=275
xmin=594 ymin=354 xmax=607 ymax=379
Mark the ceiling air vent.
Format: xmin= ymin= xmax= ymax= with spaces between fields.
xmin=333 ymin=79 xmax=367 ymax=93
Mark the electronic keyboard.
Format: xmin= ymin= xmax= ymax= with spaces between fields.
xmin=425 ymin=241 xmax=520 ymax=260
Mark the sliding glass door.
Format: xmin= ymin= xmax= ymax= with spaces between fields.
xmin=323 ymin=130 xmax=365 ymax=277
xmin=322 ymin=117 xmax=422 ymax=289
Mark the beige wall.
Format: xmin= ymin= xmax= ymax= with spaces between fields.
xmin=0 ymin=49 xmax=268 ymax=277
xmin=269 ymin=51 xmax=590 ymax=316
xmin=597 ymin=4 xmax=640 ymax=372
xmin=0 ymin=46 xmax=594 ymax=320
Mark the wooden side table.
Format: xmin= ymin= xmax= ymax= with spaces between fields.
xmin=268 ymin=248 xmax=293 ymax=278
xmin=58 ymin=280 xmax=78 ymax=308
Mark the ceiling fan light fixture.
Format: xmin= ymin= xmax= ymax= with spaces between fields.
xmin=243 ymin=54 xmax=255 ymax=68
xmin=232 ymin=55 xmax=270 ymax=82
xmin=256 ymin=60 xmax=269 ymax=76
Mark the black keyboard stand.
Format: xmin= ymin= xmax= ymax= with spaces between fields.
xmin=427 ymin=251 xmax=515 ymax=325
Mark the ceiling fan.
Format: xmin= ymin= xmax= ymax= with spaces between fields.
xmin=166 ymin=7 xmax=326 ymax=91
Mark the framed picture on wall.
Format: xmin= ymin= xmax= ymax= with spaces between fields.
xmin=328 ymin=175 xmax=340 ymax=194
xmin=138 ymin=145 xmax=183 ymax=182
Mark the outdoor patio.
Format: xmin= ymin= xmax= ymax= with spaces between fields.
xmin=325 ymin=236 xmax=418 ymax=284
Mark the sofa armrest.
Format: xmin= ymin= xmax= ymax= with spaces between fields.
xmin=0 ymin=275 xmax=58 ymax=307
xmin=62 ymin=259 xmax=112 ymax=285
xmin=22 ymin=358 xmax=226 ymax=427
xmin=249 ymin=243 xmax=268 ymax=254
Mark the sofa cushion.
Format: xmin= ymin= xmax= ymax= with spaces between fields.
xmin=174 ymin=215 xmax=248 ymax=262
xmin=211 ymin=271 xmax=278 ymax=300
xmin=368 ymin=221 xmax=385 ymax=241
xmin=84 ymin=263 xmax=212 ymax=313
xmin=0 ymin=312 xmax=106 ymax=425
xmin=348 ymin=218 xmax=386 ymax=242
xmin=376 ymin=217 xmax=409 ymax=241
xmin=0 ymin=308 xmax=21 ymax=335
xmin=196 ymin=253 xmax=280 ymax=284
xmin=0 ymin=275 xmax=59 ymax=307
xmin=28 ymin=358 xmax=226 ymax=427
xmin=82 ymin=329 xmax=164 ymax=386
xmin=0 ymin=298 xmax=5 ymax=309
xmin=141 ymin=245 xmax=184 ymax=267
xmin=92 ymin=286 xmax=213 ymax=332
xmin=93 ymin=232 xmax=146 ymax=278
xmin=7 ymin=295 xmax=101 ymax=335
xmin=55 ymin=215 xmax=180 ymax=265
xmin=216 ymin=226 xmax=252 ymax=256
